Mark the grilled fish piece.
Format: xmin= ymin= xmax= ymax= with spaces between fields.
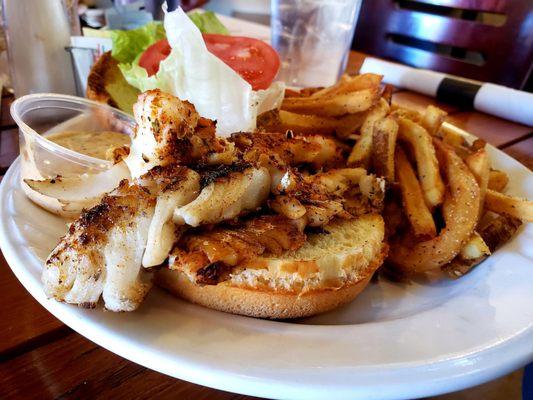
xmin=170 ymin=215 xmax=307 ymax=284
xmin=139 ymin=165 xmax=201 ymax=267
xmin=270 ymin=167 xmax=385 ymax=226
xmin=232 ymin=131 xmax=344 ymax=168
xmin=270 ymin=168 xmax=352 ymax=226
xmin=43 ymin=183 xmax=155 ymax=311
xmin=230 ymin=131 xmax=345 ymax=189
xmin=173 ymin=166 xmax=271 ymax=227
xmin=125 ymin=89 xmax=236 ymax=178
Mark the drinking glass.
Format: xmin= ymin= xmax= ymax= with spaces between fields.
xmin=271 ymin=0 xmax=362 ymax=87
xmin=2 ymin=0 xmax=76 ymax=96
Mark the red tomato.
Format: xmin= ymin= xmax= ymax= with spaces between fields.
xmin=138 ymin=35 xmax=280 ymax=90
xmin=138 ymin=39 xmax=171 ymax=76
xmin=202 ymin=34 xmax=280 ymax=90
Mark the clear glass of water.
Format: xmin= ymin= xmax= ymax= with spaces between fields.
xmin=271 ymin=0 xmax=362 ymax=88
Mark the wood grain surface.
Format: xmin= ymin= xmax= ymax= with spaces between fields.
xmin=447 ymin=113 xmax=532 ymax=148
xmin=500 ymin=136 xmax=533 ymax=171
xmin=0 ymin=254 xmax=66 ymax=358
xmin=0 ymin=333 xmax=257 ymax=400
xmin=0 ymin=52 xmax=531 ymax=399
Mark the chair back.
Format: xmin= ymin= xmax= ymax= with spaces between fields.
xmin=353 ymin=0 xmax=533 ymax=89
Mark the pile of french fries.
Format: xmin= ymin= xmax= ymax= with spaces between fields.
xmin=261 ymin=73 xmax=533 ymax=279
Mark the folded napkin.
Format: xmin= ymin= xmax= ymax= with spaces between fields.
xmin=360 ymin=57 xmax=533 ymax=127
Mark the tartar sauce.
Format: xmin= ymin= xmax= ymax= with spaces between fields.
xmin=45 ymin=130 xmax=130 ymax=160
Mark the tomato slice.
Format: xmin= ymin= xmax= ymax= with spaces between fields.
xmin=202 ymin=34 xmax=280 ymax=90
xmin=138 ymin=38 xmax=171 ymax=76
xmin=138 ymin=35 xmax=280 ymax=90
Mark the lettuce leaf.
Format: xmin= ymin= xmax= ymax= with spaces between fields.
xmin=110 ymin=12 xmax=227 ymax=65
xmin=118 ymin=59 xmax=153 ymax=93
xmin=119 ymin=7 xmax=283 ymax=136
xmin=188 ymin=11 xmax=229 ymax=35
xmin=110 ymin=21 xmax=166 ymax=64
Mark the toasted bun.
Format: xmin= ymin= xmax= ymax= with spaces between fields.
xmin=87 ymin=52 xmax=140 ymax=112
xmin=155 ymin=215 xmax=387 ymax=319
xmin=87 ymin=52 xmax=119 ymax=107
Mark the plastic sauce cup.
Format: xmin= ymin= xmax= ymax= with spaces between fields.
xmin=10 ymin=93 xmax=135 ymax=216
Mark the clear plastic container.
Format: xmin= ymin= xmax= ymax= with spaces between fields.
xmin=10 ymin=93 xmax=135 ymax=215
xmin=11 ymin=93 xmax=135 ymax=180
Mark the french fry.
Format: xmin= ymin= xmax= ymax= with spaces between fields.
xmin=310 ymin=73 xmax=382 ymax=99
xmin=485 ymin=189 xmax=533 ymax=222
xmin=390 ymin=105 xmax=421 ymax=122
xmin=398 ymin=118 xmax=445 ymax=208
xmin=478 ymin=214 xmax=522 ymax=250
xmin=459 ymin=231 xmax=491 ymax=260
xmin=259 ymin=110 xmax=370 ymax=137
xmin=442 ymin=230 xmax=490 ymax=278
xmin=278 ymin=110 xmax=347 ymax=133
xmin=334 ymin=113 xmax=371 ymax=138
xmin=280 ymin=110 xmax=369 ymax=137
xmin=347 ymin=98 xmax=389 ymax=167
xmin=372 ymin=116 xmax=399 ymax=182
xmin=440 ymin=125 xmax=467 ymax=148
xmin=256 ymin=109 xmax=280 ymax=131
xmin=465 ymin=148 xmax=490 ymax=219
xmin=284 ymin=88 xmax=303 ymax=98
xmin=388 ymin=140 xmax=481 ymax=273
xmin=471 ymin=138 xmax=486 ymax=152
xmin=281 ymin=87 xmax=380 ymax=117
xmin=443 ymin=215 xmax=521 ymax=279
xmin=395 ymin=148 xmax=437 ymax=239
xmin=381 ymin=84 xmax=394 ymax=104
xmin=284 ymin=87 xmax=324 ymax=98
xmin=488 ymin=169 xmax=509 ymax=192
xmin=420 ymin=105 xmax=447 ymax=136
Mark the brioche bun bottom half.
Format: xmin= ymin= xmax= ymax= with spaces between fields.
xmin=155 ymin=243 xmax=387 ymax=319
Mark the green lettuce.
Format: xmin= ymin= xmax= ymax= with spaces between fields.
xmin=110 ymin=12 xmax=227 ymax=66
xmin=110 ymin=21 xmax=166 ymax=64
xmin=188 ymin=11 xmax=229 ymax=35
xmin=118 ymin=58 xmax=159 ymax=93
xmin=114 ymin=11 xmax=231 ymax=97
xmin=110 ymin=10 xmax=266 ymax=125
xmin=120 ymin=7 xmax=284 ymax=136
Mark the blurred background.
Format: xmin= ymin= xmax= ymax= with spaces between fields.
xmin=0 ymin=0 xmax=530 ymax=98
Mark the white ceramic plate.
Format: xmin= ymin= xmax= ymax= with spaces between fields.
xmin=1 ymin=136 xmax=532 ymax=400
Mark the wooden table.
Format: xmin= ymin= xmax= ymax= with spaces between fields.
xmin=0 ymin=53 xmax=531 ymax=399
